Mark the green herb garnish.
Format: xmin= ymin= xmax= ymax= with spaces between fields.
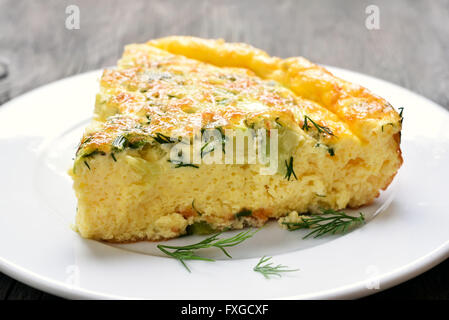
xmin=302 ymin=115 xmax=335 ymax=137
xmin=186 ymin=221 xmax=216 ymax=235
xmin=253 ymin=256 xmax=299 ymax=279
xmin=112 ymin=134 xmax=146 ymax=151
xmin=235 ymin=209 xmax=252 ymax=218
xmin=284 ymin=156 xmax=298 ymax=181
xmin=200 ymin=141 xmax=214 ymax=157
xmin=244 ymin=119 xmax=255 ymax=129
xmin=219 ymin=74 xmax=236 ymax=82
xmin=167 ymin=160 xmax=199 ymax=168
xmin=275 ymin=117 xmax=283 ymax=127
xmin=157 ymin=229 xmax=258 ymax=272
xmin=398 ymin=107 xmax=404 ymax=124
xmin=200 ymin=127 xmax=226 ymax=155
xmin=216 ymin=127 xmax=226 ymax=153
xmin=153 ymin=132 xmax=173 ymax=144
xmin=79 ymin=149 xmax=107 ymax=170
xmin=75 ymin=136 xmax=93 ymax=156
xmin=112 ymin=135 xmax=128 ymax=150
xmin=315 ymin=143 xmax=335 ymax=156
xmin=216 ymin=127 xmax=227 ymax=154
xmin=191 ymin=200 xmax=203 ymax=216
xmin=81 ymin=149 xmax=106 ymax=158
xmin=283 ymin=209 xmax=365 ymax=238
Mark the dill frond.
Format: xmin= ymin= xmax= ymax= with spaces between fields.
xmin=167 ymin=160 xmax=199 ymax=168
xmin=398 ymin=107 xmax=404 ymax=124
xmin=284 ymin=156 xmax=298 ymax=181
xmin=283 ymin=209 xmax=365 ymax=238
xmin=153 ymin=132 xmax=173 ymax=144
xmin=157 ymin=229 xmax=258 ymax=272
xmin=302 ymin=115 xmax=335 ymax=137
xmin=253 ymin=256 xmax=298 ymax=279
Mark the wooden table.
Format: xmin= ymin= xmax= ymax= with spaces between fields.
xmin=0 ymin=0 xmax=448 ymax=300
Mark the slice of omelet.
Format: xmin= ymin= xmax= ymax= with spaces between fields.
xmin=70 ymin=36 xmax=402 ymax=242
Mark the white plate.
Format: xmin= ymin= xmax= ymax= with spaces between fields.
xmin=0 ymin=66 xmax=448 ymax=300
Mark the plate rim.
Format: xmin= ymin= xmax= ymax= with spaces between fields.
xmin=1 ymin=241 xmax=448 ymax=300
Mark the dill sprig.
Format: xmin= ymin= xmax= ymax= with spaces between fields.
xmin=253 ymin=256 xmax=299 ymax=279
xmin=244 ymin=119 xmax=255 ymax=129
xmin=112 ymin=135 xmax=128 ymax=150
xmin=75 ymin=136 xmax=93 ymax=156
xmin=200 ymin=127 xmax=227 ymax=156
xmin=167 ymin=160 xmax=199 ymax=168
xmin=314 ymin=143 xmax=335 ymax=156
xmin=191 ymin=200 xmax=203 ymax=216
xmin=153 ymin=132 xmax=174 ymax=144
xmin=81 ymin=149 xmax=105 ymax=158
xmin=398 ymin=107 xmax=404 ymax=124
xmin=200 ymin=141 xmax=215 ymax=157
xmin=235 ymin=208 xmax=252 ymax=218
xmin=302 ymin=115 xmax=335 ymax=136
xmin=275 ymin=117 xmax=283 ymax=127
xmin=157 ymin=229 xmax=258 ymax=272
xmin=112 ymin=134 xmax=147 ymax=151
xmin=80 ymin=149 xmax=107 ymax=170
xmin=284 ymin=156 xmax=298 ymax=181
xmin=283 ymin=209 xmax=365 ymax=238
xmin=218 ymin=127 xmax=227 ymax=153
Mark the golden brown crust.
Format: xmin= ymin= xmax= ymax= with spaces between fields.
xmin=148 ymin=36 xmax=401 ymax=140
xmin=79 ymin=38 xmax=376 ymax=158
xmin=78 ymin=36 xmax=403 ymax=159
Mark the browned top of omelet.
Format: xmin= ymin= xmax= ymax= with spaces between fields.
xmin=76 ymin=36 xmax=401 ymax=159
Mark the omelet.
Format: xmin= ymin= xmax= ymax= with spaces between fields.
xmin=70 ymin=36 xmax=402 ymax=242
